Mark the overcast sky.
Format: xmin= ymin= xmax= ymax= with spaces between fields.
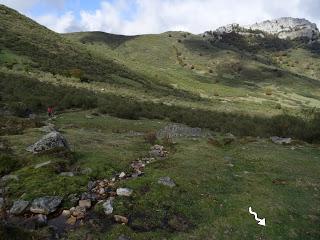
xmin=1 ymin=0 xmax=320 ymax=35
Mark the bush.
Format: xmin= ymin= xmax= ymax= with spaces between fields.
xmin=144 ymin=131 xmax=158 ymax=145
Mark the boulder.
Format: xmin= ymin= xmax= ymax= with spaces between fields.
xmin=158 ymin=177 xmax=176 ymax=188
xmin=10 ymin=200 xmax=30 ymax=215
xmin=30 ymin=196 xmax=62 ymax=214
xmin=114 ymin=215 xmax=128 ymax=224
xmin=26 ymin=132 xmax=69 ymax=154
xmin=116 ymin=188 xmax=133 ymax=197
xmin=149 ymin=145 xmax=168 ymax=158
xmin=271 ymin=136 xmax=292 ymax=145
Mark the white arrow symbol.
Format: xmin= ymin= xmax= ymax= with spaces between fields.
xmin=249 ymin=207 xmax=266 ymax=226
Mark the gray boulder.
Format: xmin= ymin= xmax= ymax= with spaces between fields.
xmin=102 ymin=197 xmax=114 ymax=215
xmin=30 ymin=196 xmax=62 ymax=214
xmin=10 ymin=200 xmax=30 ymax=215
xmin=158 ymin=177 xmax=176 ymax=188
xmin=26 ymin=132 xmax=69 ymax=154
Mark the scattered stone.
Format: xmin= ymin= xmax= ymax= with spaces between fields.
xmin=67 ymin=194 xmax=80 ymax=206
xmin=81 ymin=167 xmax=93 ymax=175
xmin=26 ymin=131 xmax=69 ymax=154
xmin=10 ymin=200 xmax=30 ymax=215
xmin=87 ymin=181 xmax=96 ymax=191
xmin=114 ymin=215 xmax=128 ymax=224
xmin=1 ymin=174 xmax=19 ymax=182
xmin=271 ymin=136 xmax=292 ymax=145
xmin=71 ymin=206 xmax=86 ymax=220
xmin=59 ymin=172 xmax=74 ymax=177
xmin=119 ymin=172 xmax=126 ymax=178
xmin=102 ymin=198 xmax=114 ymax=215
xmin=34 ymin=161 xmax=51 ymax=169
xmin=81 ymin=192 xmax=98 ymax=202
xmin=36 ymin=214 xmax=48 ymax=226
xmin=149 ymin=145 xmax=168 ymax=158
xmin=79 ymin=200 xmax=91 ymax=209
xmin=30 ymin=196 xmax=62 ymax=214
xmin=118 ymin=235 xmax=131 ymax=240
xmin=158 ymin=177 xmax=176 ymax=188
xmin=62 ymin=210 xmax=71 ymax=218
xmin=116 ymin=188 xmax=133 ymax=197
xmin=67 ymin=215 xmax=77 ymax=225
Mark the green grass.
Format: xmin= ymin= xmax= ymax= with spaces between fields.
xmin=1 ymin=111 xmax=320 ymax=239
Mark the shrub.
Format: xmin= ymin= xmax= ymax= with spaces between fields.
xmin=144 ymin=131 xmax=158 ymax=145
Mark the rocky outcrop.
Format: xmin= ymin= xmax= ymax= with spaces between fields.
xmin=209 ymin=17 xmax=319 ymax=40
xmin=26 ymin=132 xmax=69 ymax=154
xmin=248 ymin=17 xmax=319 ymax=40
xmin=30 ymin=196 xmax=62 ymax=214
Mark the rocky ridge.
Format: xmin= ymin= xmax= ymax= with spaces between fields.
xmin=208 ymin=17 xmax=320 ymax=40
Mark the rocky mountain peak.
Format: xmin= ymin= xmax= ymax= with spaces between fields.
xmin=210 ymin=17 xmax=319 ymax=40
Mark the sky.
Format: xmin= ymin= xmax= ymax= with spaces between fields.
xmin=1 ymin=0 xmax=320 ymax=35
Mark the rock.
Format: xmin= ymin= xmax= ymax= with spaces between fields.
xmin=10 ymin=200 xmax=30 ymax=215
xmin=158 ymin=177 xmax=176 ymax=188
xmin=81 ymin=192 xmax=98 ymax=202
xmin=79 ymin=200 xmax=91 ymax=209
xmin=87 ymin=181 xmax=96 ymax=191
xmin=1 ymin=174 xmax=19 ymax=182
xmin=26 ymin=132 xmax=69 ymax=154
xmin=67 ymin=215 xmax=77 ymax=225
xmin=0 ymin=198 xmax=4 ymax=209
xmin=39 ymin=123 xmax=57 ymax=133
xmin=62 ymin=210 xmax=71 ymax=218
xmin=36 ymin=214 xmax=48 ymax=226
xmin=131 ymin=160 xmax=145 ymax=172
xmin=116 ymin=188 xmax=133 ymax=197
xmin=119 ymin=172 xmax=126 ymax=178
xmin=157 ymin=123 xmax=212 ymax=138
xmin=71 ymin=206 xmax=86 ymax=220
xmin=81 ymin=167 xmax=93 ymax=175
xmin=118 ymin=235 xmax=131 ymax=240
xmin=67 ymin=194 xmax=80 ymax=205
xmin=114 ymin=215 xmax=128 ymax=224
xmin=59 ymin=172 xmax=74 ymax=177
xmin=248 ymin=17 xmax=319 ymax=40
xmin=102 ymin=198 xmax=114 ymax=215
xmin=34 ymin=161 xmax=51 ymax=169
xmin=271 ymin=136 xmax=292 ymax=145
xmin=149 ymin=145 xmax=168 ymax=158
xmin=30 ymin=196 xmax=62 ymax=214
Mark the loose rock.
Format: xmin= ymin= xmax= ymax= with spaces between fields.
xmin=114 ymin=215 xmax=128 ymax=224
xmin=1 ymin=174 xmax=19 ymax=182
xmin=116 ymin=188 xmax=133 ymax=197
xmin=79 ymin=199 xmax=91 ymax=209
xmin=158 ymin=177 xmax=176 ymax=188
xmin=30 ymin=196 xmax=62 ymax=214
xmin=102 ymin=198 xmax=114 ymax=215
xmin=10 ymin=200 xmax=30 ymax=215
xmin=67 ymin=215 xmax=77 ymax=225
xmin=271 ymin=136 xmax=292 ymax=145
xmin=149 ymin=145 xmax=168 ymax=158
xmin=119 ymin=172 xmax=126 ymax=178
xmin=34 ymin=161 xmax=51 ymax=169
xmin=59 ymin=172 xmax=74 ymax=177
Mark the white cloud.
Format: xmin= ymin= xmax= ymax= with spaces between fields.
xmin=34 ymin=11 xmax=77 ymax=33
xmin=3 ymin=0 xmax=320 ymax=35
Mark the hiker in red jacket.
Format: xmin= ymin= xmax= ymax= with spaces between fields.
xmin=47 ymin=106 xmax=54 ymax=117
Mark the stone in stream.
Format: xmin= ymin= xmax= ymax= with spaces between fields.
xmin=158 ymin=177 xmax=176 ymax=188
xmin=116 ymin=188 xmax=133 ymax=197
xmin=102 ymin=198 xmax=114 ymax=215
xmin=10 ymin=200 xmax=30 ymax=215
xmin=26 ymin=131 xmax=69 ymax=154
xmin=30 ymin=196 xmax=63 ymax=214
